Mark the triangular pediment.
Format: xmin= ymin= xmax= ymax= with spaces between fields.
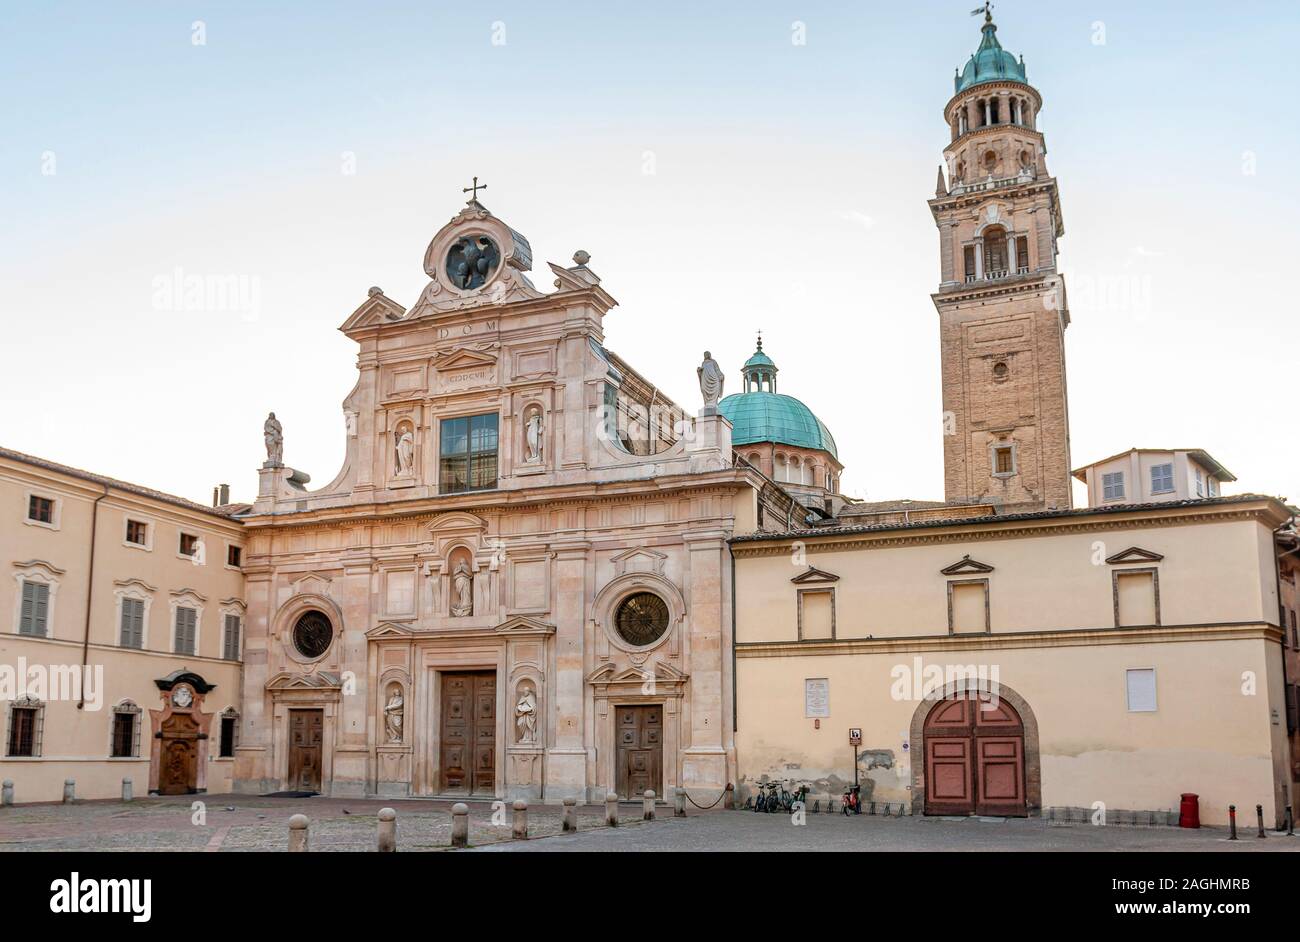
xmin=367 ymin=621 xmax=415 ymax=639
xmin=290 ymin=572 xmax=335 ymax=597
xmin=940 ymin=555 xmax=995 ymax=575
xmin=1106 ymin=546 xmax=1164 ymax=565
xmin=612 ymin=547 xmax=667 ymax=576
xmin=586 ymin=661 xmax=688 ymax=685
xmin=791 ymin=566 xmax=840 ymax=585
xmin=266 ymin=671 xmax=342 ymax=691
xmin=340 ymin=291 xmax=407 ymax=334
xmin=495 ymin=615 xmax=556 ymax=636
xmin=433 ymin=347 xmax=498 ymax=371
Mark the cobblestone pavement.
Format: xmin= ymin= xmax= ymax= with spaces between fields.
xmin=3 ymin=797 xmax=1298 ymax=852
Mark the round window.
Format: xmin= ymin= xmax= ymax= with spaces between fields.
xmin=292 ymin=611 xmax=334 ymax=660
xmin=614 ymin=593 xmax=670 ymax=647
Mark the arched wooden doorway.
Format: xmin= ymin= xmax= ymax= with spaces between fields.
xmin=922 ymin=691 xmax=1027 ymax=817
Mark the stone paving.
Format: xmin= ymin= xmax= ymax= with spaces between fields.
xmin=2 ymin=795 xmax=1298 ymax=852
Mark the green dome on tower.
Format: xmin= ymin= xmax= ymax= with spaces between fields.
xmin=719 ymin=337 xmax=838 ymax=460
xmin=955 ymin=7 xmax=1028 ymax=94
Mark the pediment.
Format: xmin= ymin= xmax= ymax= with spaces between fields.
xmin=548 ymin=261 xmax=601 ymax=292
xmin=791 ymin=566 xmax=839 ymax=585
xmin=433 ymin=347 xmax=499 ymax=371
xmin=265 ymin=671 xmax=343 ymax=691
xmin=586 ymin=661 xmax=688 ymax=685
xmin=495 ymin=615 xmax=556 ymax=637
xmin=340 ymin=290 xmax=407 ymax=334
xmin=940 ymin=555 xmax=995 ymax=575
xmin=14 ymin=559 xmax=66 ymax=577
xmin=427 ymin=511 xmax=488 ymax=535
xmin=1106 ymin=546 xmax=1164 ymax=565
xmin=611 ymin=547 xmax=667 ymax=576
xmin=367 ymin=621 xmax=415 ymax=639
xmin=114 ymin=578 xmax=158 ymax=595
xmin=291 ymin=572 xmax=335 ymax=596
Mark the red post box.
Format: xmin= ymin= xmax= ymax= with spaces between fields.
xmin=1179 ymin=793 xmax=1200 ymax=829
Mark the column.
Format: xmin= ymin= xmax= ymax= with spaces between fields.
xmin=974 ymin=241 xmax=984 ymax=279
xmin=984 ymin=99 xmax=992 ymax=126
xmin=233 ymin=571 xmax=273 ymax=794
xmin=332 ymin=556 xmax=375 ymax=797
xmin=1008 ymin=235 xmax=1017 ymax=274
xmin=681 ymin=534 xmax=728 ymax=793
xmin=545 ymin=544 xmax=590 ymax=801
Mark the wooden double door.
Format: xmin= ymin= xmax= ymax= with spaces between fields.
xmin=158 ymin=713 xmax=200 ymax=795
xmin=440 ymin=672 xmax=497 ymax=795
xmin=923 ymin=693 xmax=1026 ymax=817
xmin=616 ymin=705 xmax=663 ymax=799
xmin=288 ymin=709 xmax=324 ymax=793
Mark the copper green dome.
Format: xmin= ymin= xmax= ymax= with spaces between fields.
xmin=955 ymin=9 xmax=1027 ymax=94
xmin=718 ymin=338 xmax=837 ymax=460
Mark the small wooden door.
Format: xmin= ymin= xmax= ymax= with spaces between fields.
xmin=288 ymin=709 xmax=324 ymax=793
xmin=158 ymin=713 xmax=199 ymax=795
xmin=616 ymin=705 xmax=663 ymax=799
xmin=923 ymin=693 xmax=1026 ymax=817
xmin=440 ymin=672 xmax=496 ymax=795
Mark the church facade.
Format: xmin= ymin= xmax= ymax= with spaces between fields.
xmin=232 ymin=201 xmax=789 ymax=803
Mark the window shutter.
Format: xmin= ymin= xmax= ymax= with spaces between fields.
xmin=19 ymin=582 xmax=36 ymax=634
xmin=176 ymin=607 xmax=196 ymax=654
xmin=224 ymin=615 xmax=241 ymax=660
xmin=121 ymin=598 xmax=144 ymax=648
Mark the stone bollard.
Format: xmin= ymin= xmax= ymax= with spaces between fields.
xmin=288 ymin=814 xmax=310 ymax=852
xmin=1 ymin=780 xmax=13 ymax=807
xmin=643 ymin=789 xmax=656 ymax=821
xmin=121 ymin=778 xmax=133 ymax=802
xmin=512 ymin=800 xmax=528 ymax=840
xmin=674 ymin=787 xmax=687 ymax=818
xmin=377 ymin=807 xmax=397 ymax=852
xmin=606 ymin=793 xmax=619 ymax=827
xmin=62 ymin=779 xmax=76 ymax=804
xmin=723 ymin=783 xmax=735 ymax=810
xmin=562 ymin=797 xmax=578 ymax=833
xmin=450 ymin=803 xmax=470 ymax=848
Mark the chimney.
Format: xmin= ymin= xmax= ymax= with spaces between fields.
xmin=218 ymin=483 xmax=230 ymax=506
xmin=212 ymin=486 xmax=220 ymax=507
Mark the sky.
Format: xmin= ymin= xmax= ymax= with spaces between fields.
xmin=2 ymin=0 xmax=1297 ymax=508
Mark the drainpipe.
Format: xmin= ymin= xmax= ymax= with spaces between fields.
xmin=78 ymin=485 xmax=110 ymax=710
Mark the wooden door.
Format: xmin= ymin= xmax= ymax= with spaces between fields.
xmin=158 ymin=714 xmax=199 ymax=795
xmin=440 ymin=672 xmax=496 ymax=795
xmin=288 ymin=709 xmax=324 ymax=793
xmin=923 ymin=693 xmax=1026 ymax=817
xmin=615 ymin=705 xmax=663 ymax=799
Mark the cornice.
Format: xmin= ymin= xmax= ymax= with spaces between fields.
xmin=943 ymin=80 xmax=1042 ymax=117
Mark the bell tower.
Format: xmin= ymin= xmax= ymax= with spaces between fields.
xmin=930 ymin=7 xmax=1072 ymax=513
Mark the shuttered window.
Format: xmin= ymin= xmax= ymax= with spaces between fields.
xmin=1150 ymin=463 xmax=1174 ymax=494
xmin=174 ymin=606 xmax=197 ymax=655
xmin=1102 ymin=471 xmax=1125 ymax=501
xmin=119 ymin=597 xmax=145 ymax=648
xmin=222 ymin=614 xmax=241 ymax=661
xmin=19 ymin=581 xmax=50 ymax=636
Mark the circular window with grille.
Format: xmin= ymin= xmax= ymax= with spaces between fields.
xmin=614 ymin=593 xmax=670 ymax=647
xmin=292 ymin=611 xmax=334 ymax=660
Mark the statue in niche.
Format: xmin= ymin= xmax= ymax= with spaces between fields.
xmin=395 ymin=426 xmax=415 ymax=476
xmin=524 ymin=410 xmax=543 ymax=464
xmin=450 ymin=560 xmax=474 ymax=617
xmin=263 ymin=412 xmax=284 ymax=467
xmin=515 ymin=683 xmax=537 ymax=744
xmin=697 ymin=351 xmax=724 ymax=410
xmin=383 ymin=685 xmax=404 ymax=744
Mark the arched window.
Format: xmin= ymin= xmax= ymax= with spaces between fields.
xmin=983 ymin=225 xmax=1009 ymax=276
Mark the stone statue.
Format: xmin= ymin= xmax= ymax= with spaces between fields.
xmin=264 ymin=412 xmax=284 ymax=467
xmin=451 ymin=560 xmax=473 ymax=617
xmin=395 ymin=427 xmax=415 ymax=476
xmin=525 ymin=411 xmax=543 ymax=463
xmin=383 ymin=687 xmax=404 ymax=743
xmin=515 ymin=684 xmax=537 ymax=744
xmin=697 ymin=351 xmax=724 ymax=410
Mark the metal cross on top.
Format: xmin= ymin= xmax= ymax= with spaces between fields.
xmin=463 ymin=176 xmax=487 ymax=202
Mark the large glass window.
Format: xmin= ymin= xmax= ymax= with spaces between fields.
xmin=439 ymin=413 xmax=499 ymax=494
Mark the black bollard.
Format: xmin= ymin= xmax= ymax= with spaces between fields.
xmin=1228 ymin=805 xmax=1237 ymax=840
xmin=1288 ymin=805 xmax=1294 ymax=837
xmin=1256 ymin=804 xmax=1266 ymax=839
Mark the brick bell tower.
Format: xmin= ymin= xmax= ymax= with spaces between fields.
xmin=930 ymin=6 xmax=1072 ymax=513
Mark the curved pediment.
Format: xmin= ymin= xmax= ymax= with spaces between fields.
xmin=427 ymin=511 xmax=488 ymax=535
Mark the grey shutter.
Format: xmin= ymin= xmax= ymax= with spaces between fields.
xmin=176 ymin=607 xmax=196 ymax=654
xmin=121 ymin=598 xmax=144 ymax=648
xmin=33 ymin=584 xmax=49 ymax=635
xmin=19 ymin=582 xmax=35 ymax=635
xmin=20 ymin=582 xmax=49 ymax=637
xmin=223 ymin=614 xmax=241 ymax=660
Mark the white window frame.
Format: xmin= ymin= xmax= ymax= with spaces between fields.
xmin=224 ymin=540 xmax=244 ymax=572
xmin=1194 ymin=468 xmax=1204 ymax=497
xmin=216 ymin=707 xmax=240 ymax=759
xmin=1125 ymin=668 xmax=1158 ymax=713
xmin=1102 ymin=471 xmax=1126 ymax=501
xmin=218 ymin=598 xmax=246 ymax=661
xmin=990 ymin=443 xmax=1017 ymax=478
xmin=169 ymin=589 xmax=206 ymax=656
xmin=123 ymin=516 xmax=153 ymax=551
xmin=23 ymin=491 xmax=61 ymax=531
xmin=113 ymin=578 xmax=156 ymax=649
xmin=1149 ymin=463 xmax=1174 ymax=495
xmin=12 ymin=560 xmax=63 ymax=639
xmin=177 ymin=530 xmax=205 ymax=564
xmin=109 ymin=700 xmax=143 ymax=758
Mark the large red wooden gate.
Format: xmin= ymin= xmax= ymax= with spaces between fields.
xmin=924 ymin=692 xmax=1026 ymax=817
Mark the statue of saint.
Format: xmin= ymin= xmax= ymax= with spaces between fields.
xmin=383 ymin=687 xmax=404 ymax=743
xmin=697 ymin=351 xmax=724 ymax=410
xmin=395 ymin=428 xmax=415 ymax=476
xmin=264 ymin=412 xmax=284 ymax=467
xmin=525 ymin=411 xmax=543 ymax=463
xmin=451 ymin=561 xmax=473 ymax=617
xmin=515 ymin=684 xmax=537 ymax=744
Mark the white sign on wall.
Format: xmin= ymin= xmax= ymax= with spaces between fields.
xmin=805 ymin=678 xmax=830 ymax=718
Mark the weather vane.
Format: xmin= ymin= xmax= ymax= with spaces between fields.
xmin=463 ymin=175 xmax=487 ymax=202
xmin=971 ymin=2 xmax=992 ymax=19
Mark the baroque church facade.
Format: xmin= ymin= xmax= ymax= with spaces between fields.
xmin=2 ymin=12 xmax=1296 ymax=825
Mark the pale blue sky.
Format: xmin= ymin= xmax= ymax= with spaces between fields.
xmin=2 ymin=1 xmax=1297 ymax=505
